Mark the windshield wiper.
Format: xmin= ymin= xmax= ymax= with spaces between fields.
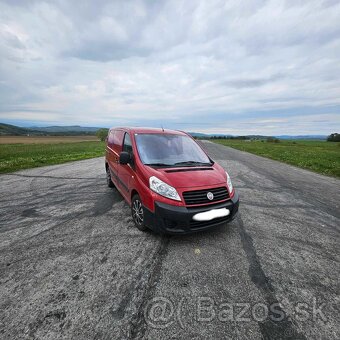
xmin=144 ymin=163 xmax=173 ymax=167
xmin=174 ymin=161 xmax=212 ymax=166
xmin=144 ymin=161 xmax=212 ymax=168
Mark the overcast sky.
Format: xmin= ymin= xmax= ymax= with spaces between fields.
xmin=1 ymin=0 xmax=340 ymax=135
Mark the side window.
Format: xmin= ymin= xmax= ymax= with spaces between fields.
xmin=123 ymin=133 xmax=133 ymax=154
xmin=113 ymin=131 xmax=119 ymax=145
xmin=112 ymin=130 xmax=124 ymax=153
xmin=108 ymin=130 xmax=114 ymax=145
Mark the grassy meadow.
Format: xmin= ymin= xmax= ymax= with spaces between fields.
xmin=1 ymin=135 xmax=339 ymax=178
xmin=213 ymin=139 xmax=340 ymax=178
xmin=0 ymin=135 xmax=98 ymax=144
xmin=0 ymin=138 xmax=105 ymax=173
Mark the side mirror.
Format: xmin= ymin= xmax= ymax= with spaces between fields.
xmin=119 ymin=151 xmax=131 ymax=165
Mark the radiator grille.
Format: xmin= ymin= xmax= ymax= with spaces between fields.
xmin=182 ymin=186 xmax=229 ymax=205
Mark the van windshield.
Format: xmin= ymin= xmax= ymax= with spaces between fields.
xmin=135 ymin=133 xmax=212 ymax=167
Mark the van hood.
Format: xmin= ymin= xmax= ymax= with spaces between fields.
xmin=144 ymin=164 xmax=227 ymax=188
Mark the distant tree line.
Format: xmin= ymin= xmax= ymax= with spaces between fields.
xmin=195 ymin=135 xmax=252 ymax=140
xmin=195 ymin=135 xmax=278 ymax=141
xmin=208 ymin=135 xmax=250 ymax=140
xmin=327 ymin=133 xmax=340 ymax=142
xmin=96 ymin=128 xmax=109 ymax=141
xmin=266 ymin=137 xmax=280 ymax=143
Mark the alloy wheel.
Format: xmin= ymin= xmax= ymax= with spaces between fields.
xmin=132 ymin=199 xmax=143 ymax=225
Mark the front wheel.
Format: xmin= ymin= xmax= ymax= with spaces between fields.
xmin=106 ymin=166 xmax=115 ymax=188
xmin=131 ymin=194 xmax=147 ymax=231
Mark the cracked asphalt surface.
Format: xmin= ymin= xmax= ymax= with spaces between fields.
xmin=1 ymin=141 xmax=339 ymax=339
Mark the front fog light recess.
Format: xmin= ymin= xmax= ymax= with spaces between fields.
xmin=149 ymin=176 xmax=181 ymax=201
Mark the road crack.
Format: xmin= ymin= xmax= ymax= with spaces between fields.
xmin=237 ymin=215 xmax=306 ymax=340
xmin=129 ymin=235 xmax=171 ymax=339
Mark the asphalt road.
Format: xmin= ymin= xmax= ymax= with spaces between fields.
xmin=0 ymin=141 xmax=339 ymax=340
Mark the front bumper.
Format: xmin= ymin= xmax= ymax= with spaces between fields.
xmin=144 ymin=191 xmax=239 ymax=234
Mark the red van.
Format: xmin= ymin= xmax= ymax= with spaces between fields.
xmin=105 ymin=127 xmax=239 ymax=234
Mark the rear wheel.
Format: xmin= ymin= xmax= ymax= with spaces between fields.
xmin=106 ymin=166 xmax=115 ymax=188
xmin=131 ymin=194 xmax=147 ymax=231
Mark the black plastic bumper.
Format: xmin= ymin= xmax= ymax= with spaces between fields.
xmin=144 ymin=191 xmax=239 ymax=234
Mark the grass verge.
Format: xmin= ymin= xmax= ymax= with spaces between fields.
xmin=213 ymin=139 xmax=340 ymax=178
xmin=0 ymin=141 xmax=105 ymax=174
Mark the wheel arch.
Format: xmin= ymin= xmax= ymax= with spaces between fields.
xmin=131 ymin=189 xmax=139 ymax=201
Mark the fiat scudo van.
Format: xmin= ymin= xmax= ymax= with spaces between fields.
xmin=105 ymin=127 xmax=239 ymax=234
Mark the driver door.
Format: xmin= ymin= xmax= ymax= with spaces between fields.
xmin=118 ymin=132 xmax=134 ymax=200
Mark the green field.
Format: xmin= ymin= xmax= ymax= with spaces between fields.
xmin=1 ymin=138 xmax=339 ymax=178
xmin=0 ymin=141 xmax=105 ymax=173
xmin=213 ymin=139 xmax=340 ymax=178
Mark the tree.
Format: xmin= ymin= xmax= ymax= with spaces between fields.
xmin=96 ymin=128 xmax=109 ymax=141
xmin=327 ymin=133 xmax=340 ymax=142
xmin=266 ymin=137 xmax=280 ymax=143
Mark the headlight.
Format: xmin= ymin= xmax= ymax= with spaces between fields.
xmin=226 ymin=172 xmax=233 ymax=193
xmin=149 ymin=176 xmax=181 ymax=201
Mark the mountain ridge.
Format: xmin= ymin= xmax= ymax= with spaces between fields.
xmin=0 ymin=123 xmax=101 ymax=136
xmin=0 ymin=123 xmax=328 ymax=139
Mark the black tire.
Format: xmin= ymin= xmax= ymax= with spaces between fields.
xmin=106 ymin=166 xmax=115 ymax=188
xmin=131 ymin=194 xmax=147 ymax=231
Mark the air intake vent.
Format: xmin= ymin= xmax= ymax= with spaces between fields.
xmin=165 ymin=168 xmax=213 ymax=173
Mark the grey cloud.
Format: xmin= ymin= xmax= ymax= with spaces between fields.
xmin=321 ymin=0 xmax=340 ymax=8
xmin=58 ymin=1 xmax=167 ymax=62
xmin=0 ymin=0 xmax=340 ymax=134
xmin=222 ymin=73 xmax=285 ymax=89
xmin=64 ymin=43 xmax=152 ymax=62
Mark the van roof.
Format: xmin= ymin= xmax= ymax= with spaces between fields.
xmin=110 ymin=127 xmax=188 ymax=136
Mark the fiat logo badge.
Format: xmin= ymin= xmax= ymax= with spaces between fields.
xmin=207 ymin=192 xmax=214 ymax=200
